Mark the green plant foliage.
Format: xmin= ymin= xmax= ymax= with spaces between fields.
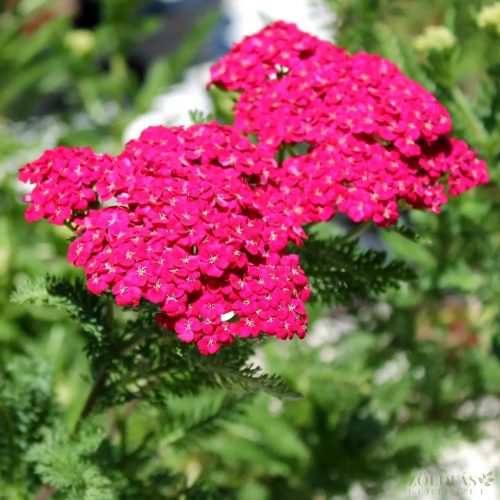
xmin=189 ymin=109 xmax=216 ymax=125
xmin=0 ymin=355 xmax=56 ymax=496
xmin=1 ymin=0 xmax=499 ymax=498
xmin=11 ymin=276 xmax=108 ymax=340
xmin=27 ymin=419 xmax=114 ymax=500
xmin=296 ymin=233 xmax=416 ymax=304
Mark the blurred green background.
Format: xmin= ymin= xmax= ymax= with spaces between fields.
xmin=1 ymin=0 xmax=499 ymax=498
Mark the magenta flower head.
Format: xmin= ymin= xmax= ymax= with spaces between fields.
xmin=210 ymin=21 xmax=489 ymax=226
xmin=19 ymin=146 xmax=115 ymax=225
xmin=19 ymin=22 xmax=489 ymax=354
xmin=20 ymin=123 xmax=310 ymax=354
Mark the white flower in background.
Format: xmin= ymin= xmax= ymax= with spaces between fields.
xmin=477 ymin=2 xmax=500 ymax=36
xmin=413 ymin=26 xmax=457 ymax=53
xmin=64 ymin=29 xmax=96 ymax=57
xmin=222 ymin=0 xmax=333 ymax=46
xmin=373 ymin=352 xmax=409 ymax=385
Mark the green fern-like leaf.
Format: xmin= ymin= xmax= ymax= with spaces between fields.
xmin=202 ymin=361 xmax=302 ymax=400
xmin=387 ymin=220 xmax=422 ymax=242
xmin=102 ymin=321 xmax=299 ymax=410
xmin=163 ymin=393 xmax=253 ymax=447
xmin=27 ymin=418 xmax=115 ymax=500
xmin=0 ymin=355 xmax=56 ymax=490
xmin=297 ymin=234 xmax=416 ymax=304
xmin=11 ymin=276 xmax=108 ymax=340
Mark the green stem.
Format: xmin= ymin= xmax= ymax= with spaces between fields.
xmin=338 ymin=221 xmax=372 ymax=244
xmin=73 ymin=368 xmax=108 ymax=434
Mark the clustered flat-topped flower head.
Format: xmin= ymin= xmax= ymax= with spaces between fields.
xmin=20 ymin=123 xmax=310 ymax=354
xmin=210 ymin=21 xmax=488 ymax=226
xmin=210 ymin=21 xmax=453 ymax=150
xmin=20 ymin=22 xmax=488 ymax=354
xmin=19 ymin=146 xmax=115 ymax=225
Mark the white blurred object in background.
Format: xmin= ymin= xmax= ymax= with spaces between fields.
xmin=223 ymin=0 xmax=333 ymax=44
xmin=124 ymin=0 xmax=333 ymax=141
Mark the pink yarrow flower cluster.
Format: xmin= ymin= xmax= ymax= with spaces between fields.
xmin=19 ymin=146 xmax=115 ymax=225
xmin=210 ymin=21 xmax=488 ymax=226
xmin=270 ymin=133 xmax=485 ymax=226
xmin=20 ymin=123 xmax=310 ymax=354
xmin=20 ymin=22 xmax=488 ymax=354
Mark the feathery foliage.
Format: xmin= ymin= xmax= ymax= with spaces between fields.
xmin=296 ymin=233 xmax=416 ymax=304
xmin=2 ymin=0 xmax=499 ymax=498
